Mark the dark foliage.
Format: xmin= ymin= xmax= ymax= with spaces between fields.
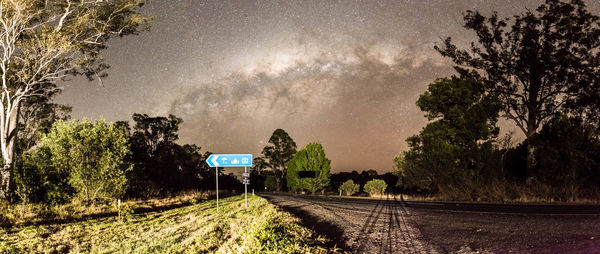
xmin=124 ymin=114 xmax=240 ymax=198
xmin=435 ymin=0 xmax=600 ymax=173
xmin=401 ymin=76 xmax=501 ymax=196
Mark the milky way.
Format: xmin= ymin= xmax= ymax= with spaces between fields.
xmin=56 ymin=0 xmax=600 ymax=173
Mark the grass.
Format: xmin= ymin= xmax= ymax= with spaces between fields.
xmin=0 ymin=191 xmax=211 ymax=227
xmin=0 ymin=194 xmax=333 ymax=253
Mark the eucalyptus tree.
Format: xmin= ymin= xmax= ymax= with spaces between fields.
xmin=435 ymin=0 xmax=600 ymax=174
xmin=0 ymin=0 xmax=150 ymax=198
xmin=262 ymin=129 xmax=297 ymax=191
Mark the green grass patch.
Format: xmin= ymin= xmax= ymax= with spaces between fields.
xmin=0 ymin=195 xmax=332 ymax=253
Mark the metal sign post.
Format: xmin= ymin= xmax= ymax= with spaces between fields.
xmin=244 ymin=167 xmax=248 ymax=209
xmin=206 ymin=154 xmax=253 ymax=212
xmin=216 ymin=167 xmax=219 ymax=212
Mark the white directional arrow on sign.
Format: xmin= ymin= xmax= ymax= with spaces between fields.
xmin=211 ymin=155 xmax=219 ymax=167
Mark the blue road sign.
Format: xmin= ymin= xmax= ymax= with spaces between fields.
xmin=206 ymin=154 xmax=253 ymax=167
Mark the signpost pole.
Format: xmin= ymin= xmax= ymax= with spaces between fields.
xmin=206 ymin=154 xmax=252 ymax=212
xmin=244 ymin=166 xmax=248 ymax=209
xmin=216 ymin=167 xmax=219 ymax=212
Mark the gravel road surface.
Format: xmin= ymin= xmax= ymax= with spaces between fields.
xmin=261 ymin=193 xmax=600 ymax=253
xmin=261 ymin=193 xmax=433 ymax=253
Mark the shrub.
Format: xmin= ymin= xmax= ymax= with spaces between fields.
xmin=363 ymin=179 xmax=387 ymax=197
xmin=338 ymin=180 xmax=359 ymax=196
xmin=42 ymin=118 xmax=132 ymax=204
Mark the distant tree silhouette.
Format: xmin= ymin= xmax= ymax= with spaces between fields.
xmin=435 ymin=0 xmax=600 ymax=176
xmin=123 ymin=114 xmax=215 ymax=197
xmin=261 ymin=129 xmax=297 ymax=191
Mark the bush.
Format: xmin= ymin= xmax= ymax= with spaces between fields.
xmin=41 ymin=118 xmax=132 ymax=204
xmin=338 ymin=180 xmax=359 ymax=196
xmin=13 ymin=147 xmax=74 ymax=204
xmin=363 ymin=179 xmax=387 ymax=197
xmin=286 ymin=143 xmax=331 ymax=194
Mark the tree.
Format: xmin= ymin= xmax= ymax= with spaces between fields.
xmin=262 ymin=129 xmax=297 ymax=191
xmin=125 ymin=113 xmax=202 ymax=197
xmin=363 ymin=179 xmax=387 ymax=197
xmin=338 ymin=179 xmax=359 ymax=196
xmin=251 ymin=156 xmax=268 ymax=175
xmin=435 ymin=0 xmax=600 ymax=174
xmin=286 ymin=142 xmax=331 ymax=194
xmin=0 ymin=0 xmax=150 ymax=199
xmin=402 ymin=76 xmax=501 ymax=194
xmin=41 ymin=118 xmax=132 ymax=204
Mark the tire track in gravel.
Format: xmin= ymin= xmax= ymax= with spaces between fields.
xmin=261 ymin=193 xmax=433 ymax=253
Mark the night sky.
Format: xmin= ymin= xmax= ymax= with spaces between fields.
xmin=56 ymin=0 xmax=600 ymax=173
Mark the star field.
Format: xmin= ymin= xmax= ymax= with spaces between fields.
xmin=57 ymin=0 xmax=600 ymax=173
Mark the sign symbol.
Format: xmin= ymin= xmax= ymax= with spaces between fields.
xmin=242 ymin=158 xmax=249 ymax=164
xmin=232 ymin=158 xmax=239 ymax=164
xmin=210 ymin=155 xmax=220 ymax=167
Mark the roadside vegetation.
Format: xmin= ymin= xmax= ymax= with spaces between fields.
xmin=393 ymin=0 xmax=600 ymax=203
xmin=1 ymin=195 xmax=332 ymax=253
xmin=338 ymin=180 xmax=359 ymax=196
xmin=363 ymin=180 xmax=387 ymax=197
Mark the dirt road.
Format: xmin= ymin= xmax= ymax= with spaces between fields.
xmin=261 ymin=193 xmax=433 ymax=253
xmin=261 ymin=193 xmax=600 ymax=253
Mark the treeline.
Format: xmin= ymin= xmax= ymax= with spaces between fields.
xmin=9 ymin=114 xmax=241 ymax=205
xmin=248 ymin=129 xmax=398 ymax=197
xmin=395 ymin=0 xmax=600 ymax=202
xmin=248 ymin=129 xmax=334 ymax=195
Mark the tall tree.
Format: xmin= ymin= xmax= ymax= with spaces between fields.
xmin=0 ymin=0 xmax=150 ymax=198
xmin=262 ymin=129 xmax=297 ymax=191
xmin=286 ymin=142 xmax=331 ymax=194
xmin=403 ymin=76 xmax=500 ymax=194
xmin=131 ymin=114 xmax=182 ymax=157
xmin=127 ymin=114 xmax=185 ymax=197
xmin=435 ymin=0 xmax=600 ymax=174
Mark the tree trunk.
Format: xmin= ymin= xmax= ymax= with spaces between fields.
xmin=0 ymin=101 xmax=20 ymax=200
xmin=525 ymin=126 xmax=537 ymax=180
xmin=275 ymin=169 xmax=282 ymax=192
xmin=0 ymin=165 xmax=10 ymax=200
xmin=526 ymin=142 xmax=535 ymax=177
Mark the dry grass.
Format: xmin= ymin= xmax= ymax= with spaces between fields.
xmin=0 ymin=190 xmax=211 ymax=227
xmin=1 ymin=194 xmax=333 ymax=253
